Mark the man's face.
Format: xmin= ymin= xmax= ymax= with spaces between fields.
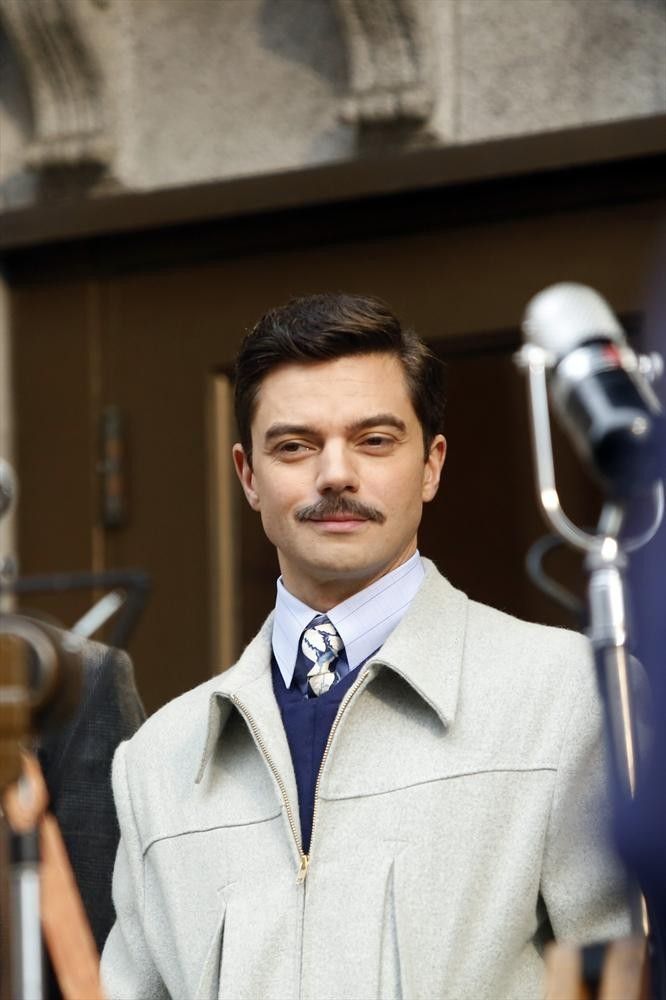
xmin=233 ymin=353 xmax=446 ymax=608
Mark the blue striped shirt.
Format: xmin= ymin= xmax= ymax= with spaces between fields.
xmin=272 ymin=551 xmax=425 ymax=685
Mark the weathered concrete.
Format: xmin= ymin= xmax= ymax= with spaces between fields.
xmin=115 ymin=0 xmax=352 ymax=189
xmin=1 ymin=0 xmax=664 ymax=207
xmin=458 ymin=0 xmax=666 ymax=141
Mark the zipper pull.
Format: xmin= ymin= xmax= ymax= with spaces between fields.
xmin=296 ymin=853 xmax=309 ymax=884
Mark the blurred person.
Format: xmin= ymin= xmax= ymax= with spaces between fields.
xmin=37 ymin=636 xmax=145 ymax=999
xmin=102 ymin=293 xmax=630 ymax=999
xmin=615 ymin=250 xmax=666 ymax=994
xmin=39 ymin=640 xmax=145 ymax=955
xmin=0 ymin=488 xmax=145 ymax=995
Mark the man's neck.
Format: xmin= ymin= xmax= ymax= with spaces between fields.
xmin=281 ymin=551 xmax=419 ymax=612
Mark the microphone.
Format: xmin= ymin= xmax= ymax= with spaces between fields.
xmin=522 ymin=283 xmax=664 ymax=498
xmin=0 ymin=457 xmax=16 ymax=519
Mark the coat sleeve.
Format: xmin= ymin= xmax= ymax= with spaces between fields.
xmin=540 ymin=638 xmax=633 ymax=944
xmin=101 ymin=741 xmax=169 ymax=1000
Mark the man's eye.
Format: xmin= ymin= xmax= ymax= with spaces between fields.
xmin=276 ymin=441 xmax=310 ymax=454
xmin=362 ymin=435 xmax=393 ymax=448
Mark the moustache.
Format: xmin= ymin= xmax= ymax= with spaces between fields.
xmin=295 ymin=497 xmax=385 ymax=524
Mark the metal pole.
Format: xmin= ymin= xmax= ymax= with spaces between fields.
xmin=9 ymin=829 xmax=43 ymax=1000
xmin=585 ymin=543 xmax=649 ymax=934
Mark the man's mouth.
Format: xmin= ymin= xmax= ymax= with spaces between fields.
xmin=306 ymin=515 xmax=370 ymax=533
xmin=309 ymin=514 xmax=366 ymax=522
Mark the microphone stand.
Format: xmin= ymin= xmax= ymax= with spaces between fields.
xmin=0 ymin=459 xmax=150 ymax=1000
xmin=515 ymin=342 xmax=664 ymax=938
xmin=10 ymin=824 xmax=42 ymax=1000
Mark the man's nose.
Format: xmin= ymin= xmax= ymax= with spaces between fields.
xmin=315 ymin=442 xmax=360 ymax=494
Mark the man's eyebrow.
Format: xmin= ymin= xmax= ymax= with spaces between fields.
xmin=264 ymin=423 xmax=317 ymax=443
xmin=348 ymin=414 xmax=407 ymax=434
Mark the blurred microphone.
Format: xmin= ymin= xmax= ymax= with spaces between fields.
xmin=0 ymin=457 xmax=16 ymax=518
xmin=523 ymin=283 xmax=664 ymax=498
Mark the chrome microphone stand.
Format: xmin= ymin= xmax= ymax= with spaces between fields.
xmin=7 ymin=783 xmax=44 ymax=1000
xmin=515 ymin=342 xmax=664 ymax=936
xmin=0 ymin=457 xmax=45 ymax=1000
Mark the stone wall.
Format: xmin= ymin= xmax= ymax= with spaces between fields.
xmin=1 ymin=0 xmax=664 ymax=209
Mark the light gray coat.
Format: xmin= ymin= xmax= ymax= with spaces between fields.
xmin=101 ymin=562 xmax=629 ymax=999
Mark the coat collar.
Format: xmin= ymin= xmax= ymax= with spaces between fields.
xmin=196 ymin=560 xmax=467 ymax=783
xmin=369 ymin=559 xmax=468 ymax=728
xmin=195 ymin=614 xmax=277 ymax=783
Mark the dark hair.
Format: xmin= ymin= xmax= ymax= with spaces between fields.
xmin=234 ymin=292 xmax=446 ymax=462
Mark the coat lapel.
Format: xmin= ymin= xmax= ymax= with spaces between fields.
xmin=365 ymin=559 xmax=468 ymax=729
xmin=196 ymin=614 xmax=301 ymax=842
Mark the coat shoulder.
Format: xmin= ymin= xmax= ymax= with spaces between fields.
xmin=421 ymin=558 xmax=591 ymax=681
xmin=119 ymin=615 xmax=274 ymax=792
xmin=125 ymin=673 xmax=221 ymax=762
xmin=462 ymin=597 xmax=597 ymax=735
xmin=467 ymin=596 xmax=591 ymax=669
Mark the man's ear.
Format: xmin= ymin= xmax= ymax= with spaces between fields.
xmin=422 ymin=434 xmax=446 ymax=503
xmin=232 ymin=443 xmax=261 ymax=511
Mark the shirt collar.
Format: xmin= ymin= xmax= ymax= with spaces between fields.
xmin=272 ymin=551 xmax=425 ymax=688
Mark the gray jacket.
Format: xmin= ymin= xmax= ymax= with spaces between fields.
xmin=102 ymin=562 xmax=629 ymax=999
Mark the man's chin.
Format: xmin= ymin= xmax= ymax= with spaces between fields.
xmin=298 ymin=551 xmax=386 ymax=584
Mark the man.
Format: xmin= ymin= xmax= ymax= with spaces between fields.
xmin=102 ymin=293 xmax=629 ymax=999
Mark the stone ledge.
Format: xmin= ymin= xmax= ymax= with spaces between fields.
xmin=0 ymin=113 xmax=664 ymax=253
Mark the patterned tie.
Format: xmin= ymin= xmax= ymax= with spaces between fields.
xmin=299 ymin=615 xmax=344 ymax=697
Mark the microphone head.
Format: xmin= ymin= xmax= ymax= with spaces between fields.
xmin=0 ymin=457 xmax=16 ymax=519
xmin=523 ymin=283 xmax=625 ymax=357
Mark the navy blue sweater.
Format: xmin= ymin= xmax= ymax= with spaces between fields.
xmin=271 ymin=657 xmax=361 ymax=854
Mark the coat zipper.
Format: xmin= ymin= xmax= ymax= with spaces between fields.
xmin=231 ymin=670 xmax=371 ymax=885
xmin=297 ymin=670 xmax=371 ymax=884
xmin=229 ymin=694 xmax=306 ymax=872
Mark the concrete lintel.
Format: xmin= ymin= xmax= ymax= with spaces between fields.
xmin=0 ymin=113 xmax=665 ymax=253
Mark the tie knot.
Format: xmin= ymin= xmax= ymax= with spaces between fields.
xmin=298 ymin=616 xmax=345 ymax=697
xmin=301 ymin=615 xmax=343 ymax=664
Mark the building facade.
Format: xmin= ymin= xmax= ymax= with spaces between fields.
xmin=1 ymin=0 xmax=665 ymax=710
